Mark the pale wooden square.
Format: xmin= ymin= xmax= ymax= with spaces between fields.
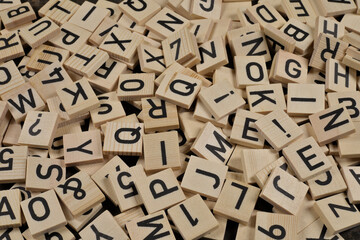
xmin=181 ymin=156 xmax=228 ymax=200
xmin=0 ymin=33 xmax=24 ymax=62
xmin=137 ymin=43 xmax=166 ymax=74
xmin=18 ymin=111 xmax=59 ymax=149
xmin=25 ymin=157 xmax=65 ymax=191
xmin=63 ymin=130 xmax=103 ymax=166
xmin=90 ymin=99 xmax=126 ymax=128
xmin=341 ymin=166 xmax=360 ymax=204
xmin=254 ymin=109 xmax=303 ymax=151
xmin=246 ymin=2 xmax=286 ymax=29
xmin=327 ymin=91 xmax=360 ymax=122
xmin=235 ymin=56 xmax=269 ymax=88
xmin=63 ymin=203 xmax=102 ymax=232
xmin=255 ymin=212 xmax=297 ymax=240
xmin=0 ymin=2 xmax=36 ymax=29
xmin=309 ymin=105 xmax=355 ymax=145
xmin=168 ymin=194 xmax=218 ymax=240
xmin=118 ymin=0 xmax=161 ymax=25
xmin=0 ymin=228 xmax=23 ymax=239
xmin=0 ymin=189 xmax=21 ymax=229
xmin=117 ymin=73 xmax=155 ymax=101
xmin=264 ymin=24 xmax=296 ymax=53
xmin=314 ymin=193 xmax=360 ymax=234
xmin=55 ymin=170 xmax=105 ymax=216
xmin=27 ymin=45 xmax=70 ymax=72
xmin=191 ymin=122 xmax=234 ymax=165
xmin=43 ymin=0 xmax=80 ymax=26
xmin=103 ymin=122 xmax=144 ymax=156
xmin=214 ymin=179 xmax=260 ymax=224
xmin=21 ymin=189 xmax=67 ymax=237
xmin=22 ymin=226 xmax=75 ymax=240
xmin=326 ymin=58 xmax=357 ymax=92
xmin=0 ymin=61 xmax=25 ymax=97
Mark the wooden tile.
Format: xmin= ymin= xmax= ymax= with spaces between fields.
xmin=0 ymin=61 xmax=25 ymax=97
xmin=99 ymin=26 xmax=143 ymax=63
xmin=29 ymin=62 xmax=73 ymax=101
xmin=156 ymin=72 xmax=201 ymax=109
xmin=179 ymin=111 xmax=204 ymax=141
xmin=89 ymin=17 xmax=118 ymax=47
xmin=189 ymin=19 xmax=214 ymax=44
xmin=41 ymin=0 xmax=80 ymax=26
xmin=17 ymin=56 xmax=36 ymax=81
xmin=134 ymin=168 xmax=185 ymax=214
xmin=90 ymin=99 xmax=126 ymax=128
xmin=309 ymin=33 xmax=349 ymax=71
xmin=19 ymin=16 xmax=60 ymax=48
xmin=235 ymin=210 xmax=257 ymax=240
xmin=100 ymin=113 xmax=139 ymax=133
xmin=0 ymin=33 xmax=24 ymax=62
xmin=117 ymin=73 xmax=155 ymax=101
xmin=2 ymin=119 xmax=21 ymax=146
xmin=118 ymin=14 xmax=147 ymax=34
xmin=119 ymin=0 xmax=161 ymax=25
xmin=91 ymin=156 xmax=128 ymax=205
xmin=281 ymin=0 xmax=316 ymax=24
xmin=232 ymin=32 xmax=271 ymax=62
xmin=326 ymin=58 xmax=357 ymax=92
xmin=108 ymin=164 xmax=144 ymax=212
xmin=199 ymin=82 xmax=245 ymax=120
xmin=214 ymin=179 xmax=259 ymax=224
xmin=103 ymin=122 xmax=144 ymax=156
xmin=241 ymin=149 xmax=279 ymax=184
xmin=254 ymin=109 xmax=303 ymax=151
xmin=56 ymin=78 xmax=100 ymax=118
xmin=126 ymin=210 xmax=175 ymax=240
xmin=270 ymin=49 xmax=308 ymax=84
xmin=314 ymin=193 xmax=360 ymax=234
xmin=162 ymin=27 xmax=199 ymax=67
xmin=25 ymin=157 xmax=65 ymax=191
xmin=68 ymin=1 xmax=109 ymax=32
xmin=0 ymin=228 xmax=23 ymax=239
xmin=196 ymin=37 xmax=228 ymax=75
xmin=49 ymin=22 xmax=91 ymax=54
xmin=283 ymin=137 xmax=332 ymax=181
xmin=245 ymin=2 xmax=286 ymax=29
xmin=0 ymin=0 xmax=21 ymax=11
xmin=146 ymin=7 xmax=189 ymax=39
xmin=27 ymin=45 xmax=70 ymax=72
xmin=113 ymin=207 xmax=144 ymax=232
xmin=141 ymin=97 xmax=179 ymax=132
xmin=341 ymin=166 xmax=360 ymax=204
xmin=138 ymin=43 xmax=166 ymax=74
xmin=315 ymin=16 xmax=345 ymax=39
xmin=96 ymin=0 xmax=122 ymax=21
xmin=264 ymin=24 xmax=296 ymax=53
xmin=22 ymin=226 xmax=75 ymax=240
xmin=21 ymin=189 xmax=67 ymax=237
xmin=79 ymin=210 xmax=128 ymax=240
xmin=18 ymin=111 xmax=59 ymax=149
xmin=193 ymin=98 xmax=227 ymax=128
xmin=314 ymin=0 xmax=356 ymax=16
xmin=338 ymin=122 xmax=360 ymax=158
xmin=168 ymin=194 xmax=218 ymax=240
xmin=298 ymin=218 xmax=344 ymax=240
xmin=0 ymin=189 xmax=21 ymax=229
xmin=55 ymin=170 xmax=105 ymax=216
xmin=246 ymin=83 xmax=286 ymax=114
xmin=143 ymin=131 xmax=180 ymax=171
xmin=0 ymin=2 xmax=36 ymax=29
xmin=181 ymin=156 xmax=228 ymax=199
xmin=234 ymin=56 xmax=269 ymax=88
xmin=280 ymin=18 xmax=314 ymax=54
xmin=342 ymin=46 xmax=360 ymax=71
xmin=307 ymin=156 xmax=347 ymax=200
xmin=254 ymin=212 xmax=296 ymax=240
xmin=191 ymin=122 xmax=234 ymax=165
xmin=63 ymin=130 xmax=103 ymax=166
xmin=64 ymin=44 xmax=109 ymax=78
xmin=190 ymin=0 xmax=221 ymax=19
xmin=88 ymin=59 xmax=127 ymax=92
xmin=309 ymin=105 xmax=355 ymax=145
xmin=287 ymin=83 xmax=325 ymax=116
xmin=63 ymin=203 xmax=102 ymax=232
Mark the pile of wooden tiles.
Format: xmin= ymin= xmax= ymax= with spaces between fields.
xmin=1 ymin=0 xmax=360 ymax=239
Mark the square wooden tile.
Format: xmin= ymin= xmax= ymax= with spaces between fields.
xmin=309 ymin=105 xmax=355 ymax=145
xmin=89 ymin=17 xmax=118 ymax=46
xmin=41 ymin=0 xmax=80 ymax=25
xmin=64 ymin=44 xmax=109 ymax=77
xmin=25 ymin=157 xmax=65 ymax=191
xmin=326 ymin=58 xmax=357 ymax=92
xmin=281 ymin=0 xmax=316 ymax=24
xmin=254 ymin=212 xmax=296 ymax=240
xmin=134 ymin=168 xmax=185 ymax=214
xmin=0 ymin=2 xmax=36 ymax=29
xmin=21 ymin=189 xmax=67 ymax=237
xmin=181 ymin=156 xmax=228 ymax=200
xmin=235 ymin=56 xmax=269 ymax=88
xmin=103 ymin=122 xmax=144 ymax=156
xmin=0 ymin=228 xmax=23 ymax=239
xmin=191 ymin=122 xmax=234 ymax=165
xmin=63 ymin=130 xmax=103 ymax=166
xmin=63 ymin=203 xmax=102 ymax=232
xmin=118 ymin=0 xmax=161 ymax=25
xmin=137 ymin=43 xmax=166 ymax=74
xmin=245 ymin=2 xmax=285 ymax=29
xmin=90 ymin=98 xmax=126 ymax=128
xmin=0 ymin=146 xmax=27 ymax=183
xmin=0 ymin=189 xmax=21 ymax=229
xmin=55 ymin=170 xmax=105 ymax=216
xmin=214 ymin=179 xmax=259 ymax=224
xmin=27 ymin=45 xmax=70 ymax=72
xmin=341 ymin=166 xmax=360 ymax=204
xmin=56 ymin=78 xmax=100 ymax=118
xmin=254 ymin=109 xmax=303 ymax=151
xmin=327 ymin=91 xmax=360 ymax=122
xmin=117 ymin=73 xmax=155 ymax=101
xmin=18 ymin=111 xmax=59 ymax=149
xmin=168 ymin=194 xmax=218 ymax=240
xmin=314 ymin=193 xmax=360 ymax=234
xmin=260 ymin=167 xmax=309 ymax=215
xmin=0 ymin=60 xmax=25 ymax=97
xmin=22 ymin=225 xmax=75 ymax=240
xmin=0 ymin=32 xmax=24 ymax=62
xmin=199 ymin=82 xmax=245 ymax=120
